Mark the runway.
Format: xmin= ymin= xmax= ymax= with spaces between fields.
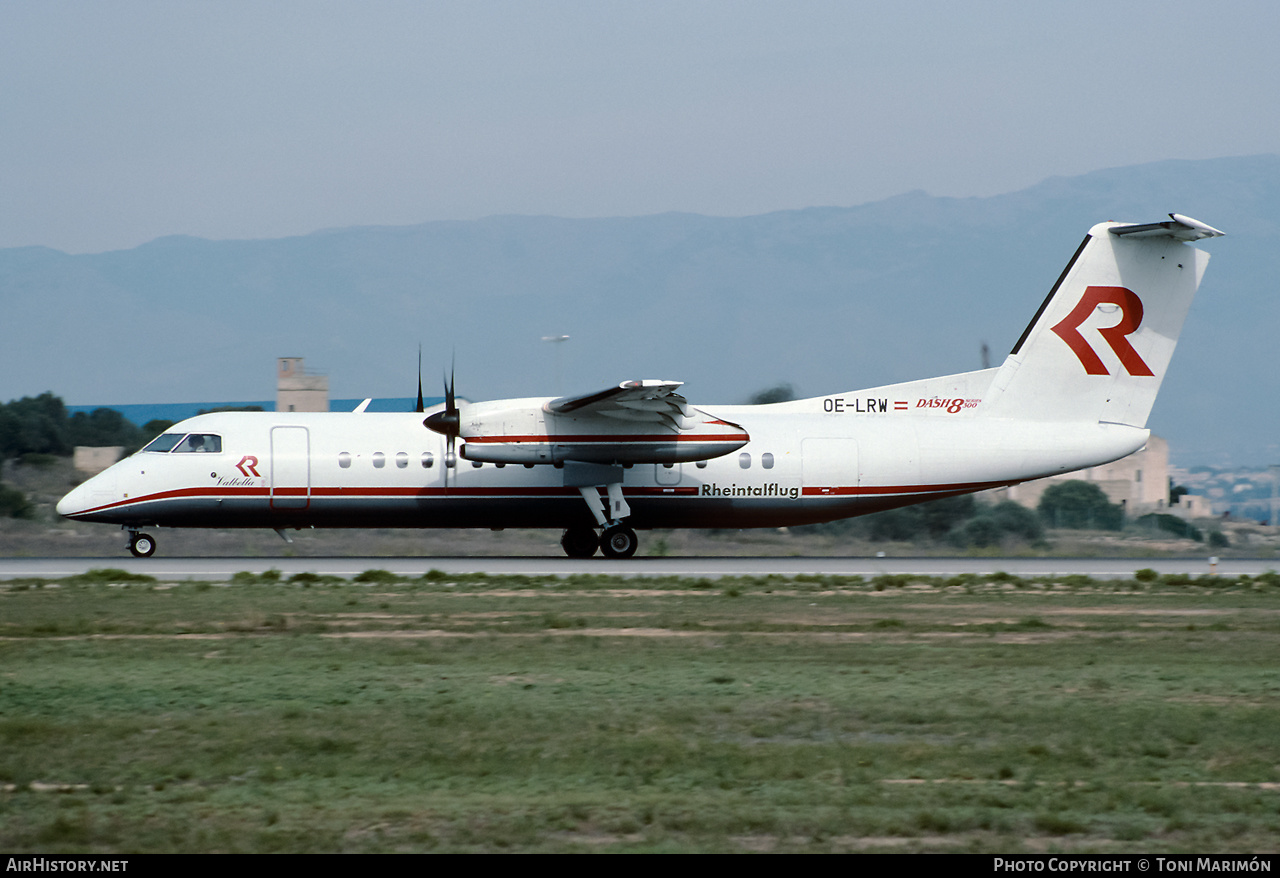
xmin=0 ymin=555 xmax=1271 ymax=581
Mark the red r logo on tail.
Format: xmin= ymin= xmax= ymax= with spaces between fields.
xmin=1050 ymin=286 xmax=1154 ymax=376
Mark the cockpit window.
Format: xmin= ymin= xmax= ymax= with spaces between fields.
xmin=173 ymin=434 xmax=222 ymax=453
xmin=143 ymin=433 xmax=223 ymax=454
xmin=142 ymin=433 xmax=186 ymax=453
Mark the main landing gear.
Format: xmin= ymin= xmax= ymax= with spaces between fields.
xmin=561 ymin=526 xmax=601 ymax=558
xmin=600 ymin=523 xmax=639 ymax=559
xmin=562 ymin=469 xmax=640 ymax=558
xmin=560 ymin=523 xmax=639 ymax=559
xmin=127 ymin=531 xmax=156 ymax=558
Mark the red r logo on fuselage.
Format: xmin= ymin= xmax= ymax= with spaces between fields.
xmin=1049 ymin=285 xmax=1154 ymax=377
xmin=235 ymin=455 xmax=261 ymax=478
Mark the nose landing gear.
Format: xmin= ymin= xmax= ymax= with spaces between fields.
xmin=127 ymin=531 xmax=156 ymax=558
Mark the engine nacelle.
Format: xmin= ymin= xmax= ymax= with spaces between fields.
xmin=454 ymin=398 xmax=749 ymax=466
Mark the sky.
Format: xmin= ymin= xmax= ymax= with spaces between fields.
xmin=3 ymin=1 xmax=1280 ymax=255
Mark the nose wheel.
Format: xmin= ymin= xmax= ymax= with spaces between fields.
xmin=128 ymin=532 xmax=156 ymax=558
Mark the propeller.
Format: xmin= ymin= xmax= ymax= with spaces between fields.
xmin=423 ymin=356 xmax=461 ymax=485
xmin=415 ymin=346 xmax=425 ymax=414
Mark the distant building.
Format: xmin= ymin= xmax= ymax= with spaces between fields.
xmin=72 ymin=446 xmax=123 ymax=475
xmin=985 ymin=435 xmax=1203 ymax=518
xmin=276 ymin=358 xmax=328 ymax=413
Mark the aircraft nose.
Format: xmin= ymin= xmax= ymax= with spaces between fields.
xmin=56 ymin=481 xmax=92 ymax=518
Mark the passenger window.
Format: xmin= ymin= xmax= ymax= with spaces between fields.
xmin=173 ymin=434 xmax=221 ymax=453
xmin=762 ymin=453 xmax=774 ymax=469
xmin=739 ymin=453 xmax=751 ymax=469
xmin=396 ymin=452 xmax=408 ymax=469
xmin=339 ymin=452 xmax=351 ymax=469
xmin=422 ymin=452 xmax=435 ymax=469
xmin=373 ymin=452 xmax=385 ymax=468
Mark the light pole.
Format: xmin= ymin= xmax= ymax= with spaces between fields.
xmin=1270 ymin=464 xmax=1279 ymax=528
xmin=542 ymin=335 xmax=570 ymax=395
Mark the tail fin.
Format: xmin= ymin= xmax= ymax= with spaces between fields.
xmin=983 ymin=214 xmax=1223 ymax=426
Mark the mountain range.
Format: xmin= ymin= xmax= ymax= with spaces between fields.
xmin=3 ymin=154 xmax=1277 ymax=466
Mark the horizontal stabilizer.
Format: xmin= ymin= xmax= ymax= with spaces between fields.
xmin=1109 ymin=213 xmax=1224 ymax=241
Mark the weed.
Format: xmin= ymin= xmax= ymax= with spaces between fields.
xmin=1034 ymin=813 xmax=1088 ymax=835
xmin=872 ymin=574 xmax=914 ymax=590
xmin=67 ymin=568 xmax=156 ymax=585
xmin=353 ymin=569 xmax=400 ymax=583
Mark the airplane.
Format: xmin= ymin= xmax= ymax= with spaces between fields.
xmin=57 ymin=213 xmax=1223 ymax=559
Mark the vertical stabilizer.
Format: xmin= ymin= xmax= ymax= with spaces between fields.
xmin=983 ymin=214 xmax=1222 ymax=426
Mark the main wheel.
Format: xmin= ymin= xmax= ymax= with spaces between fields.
xmin=599 ymin=524 xmax=638 ymax=559
xmin=560 ymin=526 xmax=599 ymax=558
xmin=129 ymin=533 xmax=156 ymax=558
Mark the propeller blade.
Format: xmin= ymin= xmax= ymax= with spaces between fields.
xmin=415 ymin=346 xmax=424 ymax=413
xmin=421 ymin=354 xmax=462 ymax=492
xmin=446 ymin=353 xmax=456 ymax=415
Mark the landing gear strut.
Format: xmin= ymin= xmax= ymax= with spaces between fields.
xmin=563 ymin=462 xmax=640 ymax=559
xmin=128 ymin=531 xmax=156 ymax=558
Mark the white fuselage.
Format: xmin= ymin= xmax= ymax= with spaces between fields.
xmin=57 ymin=395 xmax=1147 ymax=532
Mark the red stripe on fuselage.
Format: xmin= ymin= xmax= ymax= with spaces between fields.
xmin=464 ymin=433 xmax=747 ymax=444
xmin=802 ymin=479 xmax=1014 ymax=497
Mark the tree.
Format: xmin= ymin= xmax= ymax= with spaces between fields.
xmin=1137 ymin=512 xmax=1201 ymax=541
xmin=0 ymin=393 xmax=72 ymax=459
xmin=867 ymin=495 xmax=976 ymax=541
xmin=69 ymin=408 xmax=145 ymax=448
xmin=0 ymin=482 xmax=33 ymax=519
xmin=746 ymin=383 xmax=796 ymax=405
xmin=1038 ymin=480 xmax=1124 ymax=530
xmin=951 ymin=500 xmax=1046 ymax=547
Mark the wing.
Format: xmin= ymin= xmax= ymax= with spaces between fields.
xmin=545 ymin=379 xmax=689 ymax=429
xmin=456 ymin=379 xmax=749 ymax=466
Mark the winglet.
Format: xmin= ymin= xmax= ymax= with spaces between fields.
xmin=352 ymin=398 xmax=372 ymax=413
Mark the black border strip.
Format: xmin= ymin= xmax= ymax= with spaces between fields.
xmin=1009 ymin=233 xmax=1091 ymax=356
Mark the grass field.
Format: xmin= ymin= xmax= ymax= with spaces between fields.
xmin=2 ymin=569 xmax=1278 ymax=853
